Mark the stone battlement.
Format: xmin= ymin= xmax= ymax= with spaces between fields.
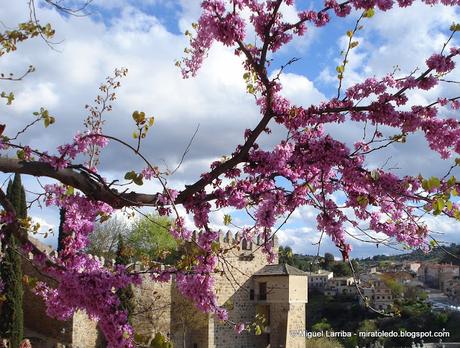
xmin=26 ymin=230 xmax=279 ymax=273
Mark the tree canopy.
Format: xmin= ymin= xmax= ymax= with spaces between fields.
xmin=1 ymin=0 xmax=460 ymax=346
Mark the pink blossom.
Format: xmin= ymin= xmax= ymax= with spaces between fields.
xmin=235 ymin=323 xmax=246 ymax=334
xmin=426 ymin=54 xmax=455 ymax=73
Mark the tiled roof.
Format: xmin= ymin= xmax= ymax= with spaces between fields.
xmin=254 ymin=263 xmax=306 ymax=276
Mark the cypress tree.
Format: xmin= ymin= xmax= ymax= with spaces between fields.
xmin=0 ymin=174 xmax=25 ymax=346
xmin=115 ymin=235 xmax=135 ymax=324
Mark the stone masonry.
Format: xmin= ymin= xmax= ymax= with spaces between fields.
xmin=10 ymin=233 xmax=308 ymax=348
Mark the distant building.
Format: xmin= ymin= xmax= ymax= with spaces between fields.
xmin=324 ymin=276 xmax=357 ymax=297
xmin=372 ymin=279 xmax=394 ymax=311
xmin=307 ymin=269 xmax=333 ymax=290
xmin=418 ymin=263 xmax=460 ymax=290
xmin=404 ymin=261 xmax=421 ymax=274
xmin=358 ymin=275 xmax=394 ymax=311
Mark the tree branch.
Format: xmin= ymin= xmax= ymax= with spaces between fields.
xmin=0 ymin=157 xmax=159 ymax=208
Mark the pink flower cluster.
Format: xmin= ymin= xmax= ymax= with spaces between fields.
xmin=43 ymin=184 xmax=113 ymax=255
xmin=2 ymin=1 xmax=460 ymax=346
xmin=36 ymin=255 xmax=141 ymax=348
xmin=40 ymin=132 xmax=109 ymax=170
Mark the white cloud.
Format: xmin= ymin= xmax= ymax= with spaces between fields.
xmin=1 ymin=1 xmax=459 ymax=258
xmin=276 ymin=72 xmax=326 ymax=106
xmin=12 ymin=83 xmax=60 ymax=113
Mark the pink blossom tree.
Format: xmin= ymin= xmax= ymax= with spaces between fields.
xmin=1 ymin=0 xmax=460 ymax=346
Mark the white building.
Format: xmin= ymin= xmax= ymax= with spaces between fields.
xmin=307 ymin=269 xmax=333 ymax=290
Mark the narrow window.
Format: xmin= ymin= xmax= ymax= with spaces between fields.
xmin=259 ymin=282 xmax=267 ymax=300
xmin=242 ymin=238 xmax=251 ymax=250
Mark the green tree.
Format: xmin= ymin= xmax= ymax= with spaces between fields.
xmin=323 ymin=253 xmax=335 ymax=270
xmin=404 ymin=285 xmax=427 ymax=303
xmin=6 ymin=174 xmax=27 ymax=218
xmin=331 ymin=262 xmax=352 ymax=277
xmin=150 ymin=332 xmax=172 ymax=348
xmin=0 ymin=174 xmax=25 ymax=347
xmin=350 ymin=259 xmax=359 ymax=274
xmin=311 ymin=318 xmax=332 ymax=332
xmin=382 ymin=275 xmax=404 ymax=298
xmin=357 ymin=320 xmax=379 ymax=347
xmin=279 ymin=245 xmax=294 ymax=265
xmin=128 ymin=215 xmax=177 ymax=263
xmin=87 ymin=214 xmax=177 ymax=263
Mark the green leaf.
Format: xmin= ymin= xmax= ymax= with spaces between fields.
xmin=433 ymin=197 xmax=445 ymax=215
xmin=421 ymin=179 xmax=429 ymax=191
xmin=336 ymin=65 xmax=345 ymax=74
xmin=363 ymin=8 xmax=375 ymax=18
xmin=133 ymin=175 xmax=144 ymax=186
xmin=429 ymin=176 xmax=441 ymax=189
xmin=223 ymin=214 xmax=232 ymax=226
xmin=65 ymin=186 xmax=75 ymax=196
xmin=211 ymin=241 xmax=220 ymax=253
xmin=254 ymin=325 xmax=262 ymax=335
xmin=5 ymin=92 xmax=15 ymax=105
xmin=132 ymin=110 xmax=146 ymax=124
xmin=124 ymin=171 xmax=136 ymax=180
xmin=454 ymin=209 xmax=460 ymax=220
xmin=16 ymin=149 xmax=25 ymax=160
xmin=450 ymin=23 xmax=460 ymax=32
xmin=357 ymin=195 xmax=368 ymax=207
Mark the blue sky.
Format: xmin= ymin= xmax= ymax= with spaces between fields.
xmin=1 ymin=0 xmax=460 ymax=259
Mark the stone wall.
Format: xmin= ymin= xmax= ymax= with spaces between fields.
xmin=289 ymin=275 xmax=308 ymax=303
xmin=285 ymin=303 xmax=306 ymax=348
xmin=132 ymin=278 xmax=172 ymax=345
xmin=167 ymin=232 xmax=281 ymax=348
xmin=170 ymin=285 xmax=209 ymax=348
xmin=17 ymin=232 xmax=307 ymax=348
xmin=72 ymin=311 xmax=99 ymax=348
xmin=15 ymin=239 xmax=102 ymax=348
xmin=211 ymin=234 xmax=278 ymax=348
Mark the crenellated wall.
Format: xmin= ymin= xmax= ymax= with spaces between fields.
xmin=15 ymin=231 xmax=308 ymax=348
